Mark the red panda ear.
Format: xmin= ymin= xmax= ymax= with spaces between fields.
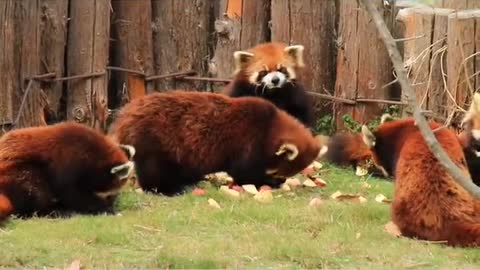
xmin=233 ymin=51 xmax=254 ymax=74
xmin=276 ymin=143 xmax=299 ymax=161
xmin=284 ymin=45 xmax=305 ymax=68
xmin=361 ymin=125 xmax=376 ymax=148
xmin=111 ymin=161 xmax=135 ymax=180
xmin=119 ymin=144 xmax=136 ymax=160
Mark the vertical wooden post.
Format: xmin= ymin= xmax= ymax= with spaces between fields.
xmin=39 ymin=0 xmax=69 ymax=122
xmin=0 ymin=1 xmax=47 ymax=130
xmin=447 ymin=10 xmax=480 ymax=112
xmin=334 ymin=0 xmax=394 ymax=130
xmin=271 ymin=0 xmax=337 ymax=129
xmin=111 ymin=0 xmax=154 ymax=105
xmin=441 ymin=0 xmax=480 ymax=9
xmin=66 ymin=0 xmax=111 ymax=130
xmin=428 ymin=8 xmax=454 ymax=117
xmin=0 ymin=1 xmax=16 ymax=129
xmin=396 ymin=7 xmax=435 ymax=112
xmin=151 ymin=0 xmax=212 ymax=91
xmin=209 ymin=0 xmax=270 ymax=91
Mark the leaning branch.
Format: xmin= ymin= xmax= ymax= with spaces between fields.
xmin=359 ymin=0 xmax=480 ymax=198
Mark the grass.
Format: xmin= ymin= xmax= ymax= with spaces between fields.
xmin=1 ymin=164 xmax=480 ymax=269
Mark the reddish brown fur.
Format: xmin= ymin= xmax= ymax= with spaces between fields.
xmin=110 ymin=90 xmax=322 ymax=195
xmin=0 ymin=122 xmax=133 ymax=222
xmin=324 ymin=132 xmax=388 ymax=178
xmin=223 ymin=42 xmax=314 ymax=128
xmin=365 ymin=118 xmax=480 ymax=247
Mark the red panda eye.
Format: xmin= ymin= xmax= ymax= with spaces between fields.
xmin=257 ymin=70 xmax=268 ymax=81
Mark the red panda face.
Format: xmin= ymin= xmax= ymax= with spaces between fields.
xmin=233 ymin=42 xmax=304 ymax=92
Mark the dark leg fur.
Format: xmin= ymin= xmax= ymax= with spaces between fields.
xmin=51 ymin=167 xmax=116 ymax=215
xmin=134 ymin=155 xmax=202 ymax=196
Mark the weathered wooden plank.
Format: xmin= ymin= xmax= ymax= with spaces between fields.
xmin=334 ymin=0 xmax=360 ymax=130
xmin=355 ymin=0 xmax=394 ymax=124
xmin=335 ymin=0 xmax=394 ymax=130
xmin=428 ymin=8 xmax=454 ymax=117
xmin=209 ymin=0 xmax=269 ymax=91
xmin=151 ymin=0 xmax=212 ymax=91
xmin=396 ymin=7 xmax=435 ymax=111
xmin=66 ymin=0 xmax=110 ymax=130
xmin=271 ymin=0 xmax=337 ymax=129
xmin=447 ymin=10 xmax=479 ymax=112
xmin=111 ymin=0 xmax=154 ymax=105
xmin=39 ymin=0 xmax=69 ymax=122
xmin=0 ymin=1 xmax=47 ymax=129
xmin=0 ymin=1 xmax=15 ymax=127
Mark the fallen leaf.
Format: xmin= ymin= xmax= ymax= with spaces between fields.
xmin=254 ymin=190 xmax=273 ymax=203
xmin=330 ymin=191 xmax=367 ymax=203
xmin=375 ymin=194 xmax=392 ymax=203
xmin=314 ymin=178 xmax=327 ymax=187
xmin=285 ymin=178 xmax=302 ymax=188
xmin=356 ymin=232 xmax=361 ymax=239
xmin=68 ymin=260 xmax=81 ymax=270
xmin=207 ymin=198 xmax=221 ymax=209
xmin=303 ymin=179 xmax=317 ymax=187
xmin=384 ymin=221 xmax=402 ymax=237
xmin=361 ymin=182 xmax=371 ymax=189
xmin=308 ymin=197 xmax=323 ymax=207
xmin=229 ymin=185 xmax=244 ymax=193
xmin=259 ymin=185 xmax=272 ymax=191
xmin=220 ymin=185 xmax=240 ymax=198
xmin=301 ymin=166 xmax=316 ymax=176
xmin=192 ymin=188 xmax=207 ymax=196
xmin=281 ymin=183 xmax=291 ymax=191
xmin=312 ymin=161 xmax=323 ymax=170
xmin=242 ymin=184 xmax=258 ymax=195
xmin=355 ymin=166 xmax=369 ymax=176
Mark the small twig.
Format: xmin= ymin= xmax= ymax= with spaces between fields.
xmin=306 ymin=91 xmax=356 ymax=105
xmin=12 ymin=79 xmax=35 ymax=128
xmin=356 ymin=98 xmax=406 ymax=105
xmin=393 ymin=34 xmax=426 ymax=42
xmin=360 ymin=0 xmax=480 ymax=198
xmin=145 ymin=71 xmax=197 ymax=81
xmin=53 ymin=71 xmax=105 ymax=82
xmin=133 ymin=224 xmax=162 ymax=233
xmin=176 ymin=76 xmax=232 ymax=83
xmin=106 ymin=66 xmax=146 ymax=77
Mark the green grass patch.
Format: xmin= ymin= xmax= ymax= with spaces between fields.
xmin=1 ymin=164 xmax=479 ymax=269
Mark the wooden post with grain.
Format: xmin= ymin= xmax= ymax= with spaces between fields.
xmin=209 ymin=0 xmax=270 ymax=92
xmin=111 ymin=0 xmax=154 ymax=105
xmin=66 ymin=0 xmax=111 ymax=130
xmin=334 ymin=0 xmax=394 ymax=130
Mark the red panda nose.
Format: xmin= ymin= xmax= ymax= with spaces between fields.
xmin=271 ymin=76 xmax=280 ymax=85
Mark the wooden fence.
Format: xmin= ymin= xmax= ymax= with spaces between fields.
xmin=1 ymin=0 xmax=479 ymax=134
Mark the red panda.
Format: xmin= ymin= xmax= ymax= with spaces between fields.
xmin=0 ymin=122 xmax=135 ymax=223
xmin=361 ymin=118 xmax=480 ymax=247
xmin=324 ymin=114 xmax=394 ymax=177
xmin=222 ymin=42 xmax=315 ymax=128
xmin=110 ymin=90 xmax=326 ymax=195
xmin=458 ymin=92 xmax=480 ymax=187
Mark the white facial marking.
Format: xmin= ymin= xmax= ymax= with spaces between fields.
xmin=111 ymin=161 xmax=135 ymax=180
xmin=286 ymin=67 xmax=296 ymax=80
xmin=472 ymin=129 xmax=480 ymax=140
xmin=262 ymin=71 xmax=287 ymax=89
xmin=475 ymin=151 xmax=480 ymax=157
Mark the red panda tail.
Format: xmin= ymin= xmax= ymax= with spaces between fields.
xmin=0 ymin=193 xmax=13 ymax=224
xmin=443 ymin=221 xmax=480 ymax=247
